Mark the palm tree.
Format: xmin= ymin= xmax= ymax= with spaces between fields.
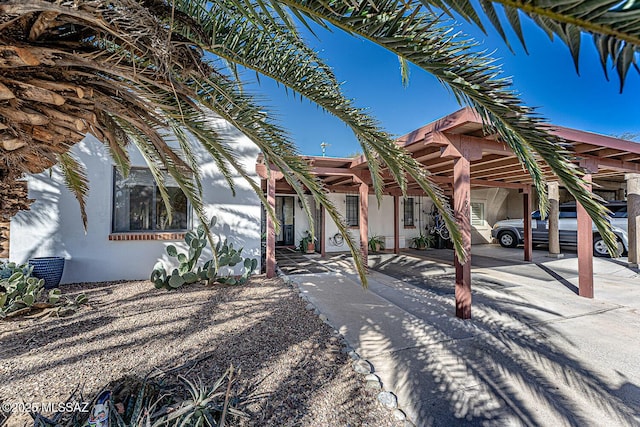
xmin=0 ymin=0 xmax=636 ymax=283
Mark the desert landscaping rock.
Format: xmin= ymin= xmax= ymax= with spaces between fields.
xmin=347 ymin=350 xmax=359 ymax=359
xmin=366 ymin=379 xmax=382 ymax=390
xmin=305 ymin=303 xmax=315 ymax=310
xmin=377 ymin=391 xmax=398 ymax=409
xmin=353 ymin=359 xmax=372 ymax=374
xmin=365 ymin=373 xmax=380 ymax=382
xmin=392 ymin=409 xmax=406 ymax=421
xmin=318 ymin=313 xmax=328 ymax=322
xmin=0 ymin=278 xmax=403 ymax=427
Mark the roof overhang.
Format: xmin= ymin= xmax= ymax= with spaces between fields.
xmin=256 ymin=107 xmax=640 ymax=195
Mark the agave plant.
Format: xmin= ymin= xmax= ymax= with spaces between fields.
xmin=0 ymin=1 xmax=636 ymax=283
xmin=29 ymin=366 xmax=246 ymax=427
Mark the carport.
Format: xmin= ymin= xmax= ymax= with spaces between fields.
xmin=257 ymin=107 xmax=640 ymax=319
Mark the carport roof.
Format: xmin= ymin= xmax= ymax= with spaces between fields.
xmin=257 ymin=107 xmax=640 ymax=194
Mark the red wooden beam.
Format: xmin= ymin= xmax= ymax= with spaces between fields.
xmin=453 ymin=154 xmax=472 ymax=319
xmin=577 ymin=160 xmax=598 ymax=297
xmin=522 ymin=186 xmax=532 ymax=262
xmin=321 ymin=206 xmax=326 ymax=258
xmin=359 ymin=181 xmax=369 ymax=270
xmin=394 ymin=196 xmax=400 ymax=255
xmin=266 ymin=174 xmax=276 ymax=278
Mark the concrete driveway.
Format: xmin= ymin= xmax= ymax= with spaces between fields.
xmin=286 ymin=245 xmax=640 ymax=426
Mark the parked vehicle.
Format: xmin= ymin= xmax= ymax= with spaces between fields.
xmin=491 ymin=202 xmax=628 ymax=257
xmin=603 ymin=201 xmax=628 ymax=233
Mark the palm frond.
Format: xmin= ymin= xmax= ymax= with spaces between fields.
xmin=270 ymin=0 xmax=618 ymax=254
xmin=56 ymin=152 xmax=89 ymax=230
xmin=434 ymin=0 xmax=640 ymax=90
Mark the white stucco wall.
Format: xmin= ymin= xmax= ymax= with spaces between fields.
xmin=10 ymin=119 xmax=261 ymax=284
xmin=470 ymin=188 xmax=511 ymax=244
xmin=310 ymin=193 xmax=436 ymax=253
xmin=290 ymin=189 xmax=515 ymax=250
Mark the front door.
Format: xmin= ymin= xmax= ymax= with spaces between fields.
xmin=276 ymin=196 xmax=295 ymax=246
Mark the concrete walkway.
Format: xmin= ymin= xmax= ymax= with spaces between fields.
xmin=287 ymin=245 xmax=640 ymax=427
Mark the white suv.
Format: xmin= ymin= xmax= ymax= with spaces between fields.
xmin=491 ymin=202 xmax=628 ymax=257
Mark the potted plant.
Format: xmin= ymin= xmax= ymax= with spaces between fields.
xmin=27 ymin=256 xmax=66 ymax=289
xmin=368 ymin=235 xmax=385 ymax=252
xmin=299 ymin=231 xmax=316 ymax=254
xmin=409 ymin=233 xmax=434 ymax=250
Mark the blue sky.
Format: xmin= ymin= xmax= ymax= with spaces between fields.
xmin=252 ymin=9 xmax=639 ymax=158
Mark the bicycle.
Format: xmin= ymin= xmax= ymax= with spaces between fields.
xmin=428 ymin=204 xmax=450 ymax=240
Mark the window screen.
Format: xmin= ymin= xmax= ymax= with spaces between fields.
xmin=404 ymin=198 xmax=414 ymax=226
xmin=346 ymin=195 xmax=359 ymax=227
xmin=471 ymin=202 xmax=484 ymax=226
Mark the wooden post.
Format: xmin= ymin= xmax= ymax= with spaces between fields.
xmin=266 ymin=174 xmax=276 ymax=278
xmin=577 ymin=160 xmax=598 ymax=298
xmin=453 ymin=155 xmax=472 ymax=319
xmin=440 ymin=136 xmax=481 ymax=319
xmin=548 ymin=181 xmax=562 ymax=258
xmin=321 ymin=206 xmax=326 ymax=258
xmin=359 ymin=182 xmax=369 ymax=268
xmin=393 ymin=195 xmax=400 ymax=254
xmin=523 ymin=185 xmax=532 ymax=262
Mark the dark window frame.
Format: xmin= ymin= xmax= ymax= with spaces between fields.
xmin=111 ymin=166 xmax=191 ymax=233
xmin=403 ymin=198 xmax=415 ymax=227
xmin=345 ymin=195 xmax=359 ymax=227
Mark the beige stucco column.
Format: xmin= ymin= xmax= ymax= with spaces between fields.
xmin=547 ymin=181 xmax=563 ymax=258
xmin=626 ymin=174 xmax=640 ymax=268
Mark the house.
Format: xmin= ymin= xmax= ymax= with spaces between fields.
xmin=9 ymin=117 xmax=263 ymax=283
xmin=257 ymin=108 xmax=640 ymax=318
xmin=7 ymin=108 xmax=640 ymax=298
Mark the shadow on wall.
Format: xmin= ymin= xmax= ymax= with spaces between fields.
xmin=11 ymin=172 xmax=67 ymax=263
xmin=11 ymin=119 xmax=264 ymax=283
xmin=10 ymin=137 xmax=113 ymax=282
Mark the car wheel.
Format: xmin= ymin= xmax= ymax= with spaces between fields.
xmin=498 ymin=231 xmax=518 ymax=248
xmin=593 ymin=237 xmax=623 ymax=258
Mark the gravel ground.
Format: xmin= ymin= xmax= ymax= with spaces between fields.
xmin=0 ymin=277 xmax=402 ymax=426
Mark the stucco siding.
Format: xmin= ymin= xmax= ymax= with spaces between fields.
xmin=10 ymin=120 xmax=261 ymax=284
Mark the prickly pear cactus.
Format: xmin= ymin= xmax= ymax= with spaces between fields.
xmin=0 ymin=262 xmax=87 ymax=319
xmin=150 ymin=216 xmax=258 ymax=290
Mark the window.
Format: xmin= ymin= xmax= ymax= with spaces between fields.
xmin=470 ymin=202 xmax=484 ymax=226
xmin=403 ymin=198 xmax=414 ymax=227
xmin=345 ymin=195 xmax=359 ymax=227
xmin=112 ymin=168 xmax=189 ymax=232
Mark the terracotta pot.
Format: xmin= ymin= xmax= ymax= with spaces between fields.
xmin=306 ymin=242 xmax=315 ymax=253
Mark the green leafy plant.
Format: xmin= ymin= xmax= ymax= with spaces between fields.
xmin=0 ymin=263 xmax=87 ymax=319
xmin=151 ymin=217 xmax=258 ymax=290
xmin=410 ymin=233 xmax=435 ymax=250
xmin=29 ymin=366 xmax=247 ymax=427
xmin=299 ymin=231 xmax=316 ymax=254
xmin=368 ymin=235 xmax=385 ymax=252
